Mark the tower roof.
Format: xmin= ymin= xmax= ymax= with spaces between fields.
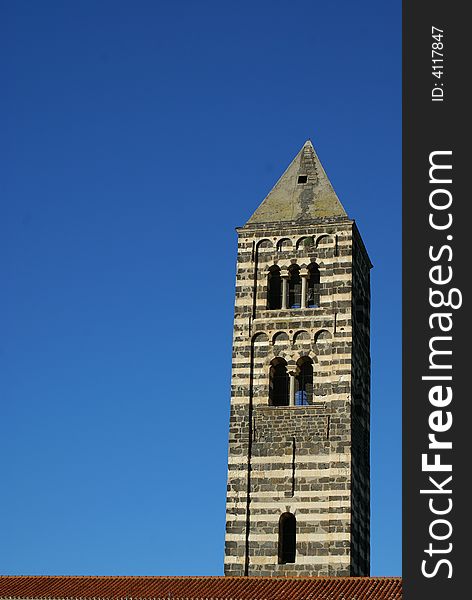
xmin=245 ymin=140 xmax=348 ymax=226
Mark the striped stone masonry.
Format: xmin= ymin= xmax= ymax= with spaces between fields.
xmin=224 ymin=217 xmax=371 ymax=577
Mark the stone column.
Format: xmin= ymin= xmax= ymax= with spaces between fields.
xmin=300 ymin=269 xmax=309 ymax=309
xmin=281 ymin=275 xmax=289 ymax=309
xmin=289 ymin=372 xmax=296 ymax=406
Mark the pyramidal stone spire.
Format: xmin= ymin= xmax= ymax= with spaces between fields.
xmin=245 ymin=140 xmax=348 ymax=226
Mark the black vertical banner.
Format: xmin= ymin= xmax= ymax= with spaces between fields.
xmin=403 ymin=2 xmax=469 ymax=599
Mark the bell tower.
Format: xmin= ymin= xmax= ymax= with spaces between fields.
xmin=224 ymin=140 xmax=372 ymax=577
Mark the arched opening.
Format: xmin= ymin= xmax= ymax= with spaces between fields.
xmin=288 ymin=265 xmax=302 ymax=308
xmin=296 ymin=236 xmax=315 ymax=250
xmin=306 ymin=263 xmax=321 ymax=308
xmin=295 ymin=357 xmax=313 ymax=405
xmin=267 ymin=266 xmax=282 ymax=309
xmin=278 ymin=512 xmax=296 ymax=564
xmin=269 ymin=358 xmax=289 ymax=406
xmin=273 ymin=332 xmax=289 ymax=345
xmin=277 ymin=238 xmax=292 ymax=252
xmin=252 ymin=332 xmax=269 ymax=359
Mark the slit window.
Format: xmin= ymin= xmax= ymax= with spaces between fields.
xmin=278 ymin=512 xmax=296 ymax=564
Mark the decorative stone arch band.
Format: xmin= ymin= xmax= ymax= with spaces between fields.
xmin=252 ymin=328 xmax=333 ymax=346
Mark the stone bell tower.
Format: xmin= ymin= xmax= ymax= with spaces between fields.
xmin=224 ymin=140 xmax=372 ymax=577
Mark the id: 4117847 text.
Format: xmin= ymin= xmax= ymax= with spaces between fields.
xmin=432 ymin=26 xmax=445 ymax=102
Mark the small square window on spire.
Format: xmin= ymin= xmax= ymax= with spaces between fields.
xmin=244 ymin=140 xmax=348 ymax=225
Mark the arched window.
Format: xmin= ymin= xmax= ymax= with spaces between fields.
xmin=306 ymin=263 xmax=321 ymax=308
xmin=267 ymin=266 xmax=282 ymax=309
xmin=295 ymin=357 xmax=313 ymax=405
xmin=278 ymin=512 xmax=296 ymax=564
xmin=288 ymin=265 xmax=302 ymax=308
xmin=269 ymin=358 xmax=289 ymax=406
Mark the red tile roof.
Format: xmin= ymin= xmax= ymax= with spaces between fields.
xmin=0 ymin=575 xmax=402 ymax=599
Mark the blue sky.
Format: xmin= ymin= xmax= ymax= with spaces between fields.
xmin=1 ymin=1 xmax=401 ymax=576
